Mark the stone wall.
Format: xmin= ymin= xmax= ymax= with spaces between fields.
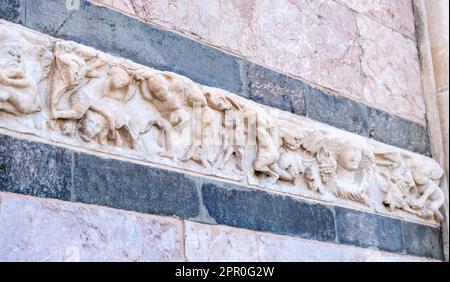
xmin=0 ymin=192 xmax=439 ymax=262
xmin=0 ymin=0 xmax=447 ymax=262
xmin=91 ymin=0 xmax=426 ymax=125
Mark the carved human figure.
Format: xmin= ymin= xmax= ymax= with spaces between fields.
xmin=77 ymin=110 xmax=109 ymax=144
xmin=251 ymin=110 xmax=286 ymax=179
xmin=214 ymin=108 xmax=245 ymax=174
xmin=50 ymin=42 xmax=107 ymax=116
xmin=139 ymin=71 xmax=206 ymax=158
xmin=252 ymin=113 xmax=311 ymax=182
xmin=181 ymin=106 xmax=217 ymax=167
xmin=276 ymin=137 xmax=304 ymax=183
xmin=0 ymin=26 xmax=53 ymax=115
xmin=200 ymin=89 xmax=246 ymax=173
xmin=181 ymin=88 xmax=230 ymax=167
xmin=0 ymin=69 xmax=39 ymax=115
xmin=51 ymin=46 xmax=140 ymax=147
xmin=330 ymin=144 xmax=373 ymax=206
xmin=407 ymin=158 xmax=445 ymax=222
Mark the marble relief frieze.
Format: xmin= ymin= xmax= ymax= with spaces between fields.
xmin=0 ymin=20 xmax=445 ymax=225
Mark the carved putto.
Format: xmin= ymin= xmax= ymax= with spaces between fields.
xmin=50 ymin=42 xmax=140 ymax=148
xmin=376 ymin=151 xmax=446 ymax=222
xmin=0 ymin=25 xmax=53 ymax=116
xmin=0 ymin=20 xmax=445 ymax=225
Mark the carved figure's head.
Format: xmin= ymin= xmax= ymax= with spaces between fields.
xmin=57 ymin=53 xmax=87 ymax=86
xmin=60 ymin=120 xmax=77 ymax=136
xmin=109 ymin=66 xmax=130 ymax=90
xmin=78 ymin=111 xmax=107 ymax=141
xmin=147 ymin=73 xmax=170 ymax=101
xmin=204 ymin=91 xmax=232 ymax=111
xmin=337 ymin=145 xmax=362 ymax=171
xmin=186 ymin=85 xmax=207 ymax=107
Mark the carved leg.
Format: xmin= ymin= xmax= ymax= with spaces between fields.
xmin=400 ymin=202 xmax=420 ymax=215
xmin=253 ymin=148 xmax=280 ymax=178
xmin=193 ymin=149 xmax=208 ymax=168
xmin=418 ymin=209 xmax=434 ymax=219
xmin=181 ymin=146 xmax=208 ymax=167
xmin=53 ymin=94 xmax=89 ymax=120
xmin=270 ymin=163 xmax=293 ymax=181
xmin=253 ymin=161 xmax=279 ymax=178
xmin=218 ymin=146 xmax=234 ymax=170
xmin=0 ymin=102 xmax=21 ymax=116
xmin=142 ymin=118 xmax=176 ymax=159
xmin=409 ymin=197 xmax=427 ymax=210
xmin=410 ymin=182 xmax=437 ymax=209
xmin=434 ymin=210 xmax=444 ymax=222
xmin=181 ymin=145 xmax=196 ymax=162
xmin=360 ymin=195 xmax=371 ymax=207
xmin=0 ymin=91 xmax=9 ymax=102
xmin=53 ymin=109 xmax=85 ymax=120
xmin=428 ymin=191 xmax=445 ymax=222
xmin=213 ymin=146 xmax=226 ymax=168
xmin=90 ymin=105 xmax=117 ymax=140
xmin=317 ymin=184 xmax=326 ymax=194
xmin=4 ymin=91 xmax=39 ymax=114
xmin=97 ymin=128 xmax=109 ymax=146
xmin=234 ymin=146 xmax=244 ymax=172
xmin=170 ymin=108 xmax=190 ymax=134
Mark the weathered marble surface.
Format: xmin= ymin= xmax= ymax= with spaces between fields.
xmin=425 ymin=0 xmax=449 ymax=92
xmin=90 ymin=0 xmax=426 ymax=124
xmin=336 ymin=0 xmax=416 ymax=39
xmin=184 ymin=221 xmax=438 ymax=262
xmin=0 ymin=192 xmax=183 ymax=262
xmin=0 ymin=192 xmax=439 ymax=262
xmin=0 ymin=20 xmax=445 ymax=226
xmin=357 ymin=16 xmax=425 ymax=123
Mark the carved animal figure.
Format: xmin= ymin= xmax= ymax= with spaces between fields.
xmin=0 ymin=69 xmax=40 ymax=115
xmin=378 ymin=172 xmax=418 ymax=214
xmin=276 ymin=150 xmax=304 ymax=183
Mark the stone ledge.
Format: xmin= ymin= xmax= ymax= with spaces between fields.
xmin=0 ymin=133 xmax=443 ymax=260
xmin=0 ymin=0 xmax=431 ymax=156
